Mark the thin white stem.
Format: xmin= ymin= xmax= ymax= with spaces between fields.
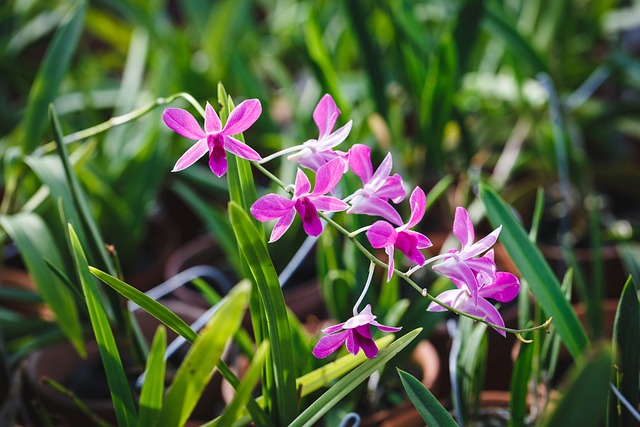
xmin=353 ymin=261 xmax=376 ymax=316
xmin=256 ymin=145 xmax=304 ymax=164
xmin=405 ymin=253 xmax=450 ymax=276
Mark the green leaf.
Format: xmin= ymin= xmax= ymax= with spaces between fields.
xmin=398 ymin=368 xmax=457 ymax=427
xmin=481 ymin=184 xmax=588 ymax=358
xmin=22 ymin=1 xmax=86 ymax=152
xmin=137 ymin=326 xmax=166 ymax=427
xmin=289 ymin=328 xmax=422 ymax=427
xmin=214 ymin=341 xmax=270 ymax=427
xmin=510 ymin=336 xmax=534 ymax=427
xmin=228 ymin=201 xmax=298 ymax=425
xmin=155 ymin=281 xmax=249 ymax=427
xmin=68 ymin=224 xmax=137 ymax=427
xmin=608 ymin=277 xmax=639 ymax=427
xmin=89 ymin=267 xmax=198 ymax=344
xmin=541 ymin=348 xmax=612 ymax=427
xmin=619 ymin=243 xmax=640 ymax=288
xmin=0 ymin=214 xmax=85 ymax=357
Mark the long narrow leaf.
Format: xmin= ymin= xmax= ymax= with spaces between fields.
xmin=289 ymin=328 xmax=421 ymax=427
xmin=137 ymin=326 xmax=166 ymax=427
xmin=481 ymin=184 xmax=588 ymax=358
xmin=398 ymin=368 xmax=457 ymax=427
xmin=68 ymin=224 xmax=137 ymax=427
xmin=228 ymin=201 xmax=298 ymax=425
xmin=89 ymin=267 xmax=198 ymax=344
xmin=0 ymin=214 xmax=85 ymax=356
xmin=154 ymin=281 xmax=249 ymax=427
xmin=23 ymin=1 xmax=86 ymax=151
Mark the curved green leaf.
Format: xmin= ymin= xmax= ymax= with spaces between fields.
xmin=23 ymin=1 xmax=86 ymax=151
xmin=289 ymin=328 xmax=422 ymax=427
xmin=69 ymin=224 xmax=137 ymax=427
xmin=137 ymin=326 xmax=166 ymax=427
xmin=89 ymin=267 xmax=197 ymax=344
xmin=155 ymin=281 xmax=249 ymax=427
xmin=0 ymin=214 xmax=84 ymax=357
xmin=228 ymin=201 xmax=297 ymax=425
xmin=398 ymin=368 xmax=457 ymax=427
xmin=481 ymin=184 xmax=588 ymax=358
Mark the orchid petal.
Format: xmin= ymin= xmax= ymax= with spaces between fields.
xmin=251 ymin=194 xmax=295 ymax=221
xmin=208 ymin=143 xmax=228 ymax=177
xmin=223 ymin=135 xmax=261 ymax=161
xmin=312 ymin=330 xmax=349 ymax=358
xmin=347 ymin=197 xmax=403 ymax=225
xmin=172 ymin=139 xmax=208 ymax=172
xmin=368 ymin=152 xmax=393 ymax=190
xmin=163 ymin=108 xmax=207 ymax=140
xmin=479 ymin=272 xmax=520 ymax=302
xmin=309 ymin=196 xmax=349 ymax=212
xmin=371 ymin=320 xmax=402 ymax=333
xmin=223 ymin=99 xmax=262 ymax=135
xmin=403 ymin=187 xmax=427 ymax=229
xmin=295 ymin=198 xmax=323 ymax=237
xmin=427 ymin=289 xmax=466 ymax=312
xmin=348 ymin=144 xmax=373 ymax=184
xmin=433 ymin=258 xmax=479 ymax=298
xmin=376 ymin=175 xmax=406 ymax=204
xmin=322 ymin=322 xmax=346 ymax=334
xmin=204 ymin=102 xmax=222 ymax=133
xmin=313 ymin=158 xmax=345 ymax=195
xmin=395 ymin=231 xmax=426 ymax=266
xmin=453 ymin=207 xmax=474 ymax=249
xmin=385 ymin=245 xmax=395 ymax=282
xmin=316 ymin=120 xmax=352 ymax=151
xmin=461 ymin=225 xmax=502 ymax=259
xmin=294 ymin=169 xmax=311 ymax=196
xmin=474 ymin=298 xmax=506 ymax=336
xmin=313 ymin=94 xmax=340 ymax=140
xmin=269 ymin=208 xmax=296 ymax=243
xmin=366 ymin=221 xmax=397 ymax=248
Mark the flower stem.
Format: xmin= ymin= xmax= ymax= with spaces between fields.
xmin=353 ymin=261 xmax=375 ymax=316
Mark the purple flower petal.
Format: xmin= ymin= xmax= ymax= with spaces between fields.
xmin=208 ymin=142 xmax=228 ymax=177
xmin=313 ymin=94 xmax=340 ymax=140
xmin=251 ymin=194 xmax=295 ymax=221
xmin=376 ymin=174 xmax=406 ymax=204
xmin=475 ymin=298 xmax=506 ymax=336
xmin=270 ymin=208 xmax=296 ymax=242
xmin=479 ymin=272 xmax=520 ymax=302
xmin=395 ymin=232 xmax=426 ymax=266
xmin=371 ymin=321 xmax=402 ymax=333
xmin=347 ymin=196 xmax=403 ymax=225
xmin=316 ymin=121 xmax=353 ymax=151
xmin=366 ymin=221 xmax=397 ymax=248
xmin=313 ymin=158 xmax=345 ymax=195
xmin=309 ymin=196 xmax=349 ymax=212
xmin=427 ymin=289 xmax=465 ymax=312
xmin=295 ymin=198 xmax=322 ymax=236
xmin=461 ymin=225 xmax=502 ymax=259
xmin=322 ymin=322 xmax=346 ymax=334
xmin=385 ymin=245 xmax=395 ymax=282
xmin=403 ymin=187 xmax=426 ymax=229
xmin=204 ymin=102 xmax=222 ymax=133
xmin=453 ymin=207 xmax=474 ymax=249
xmin=348 ymin=144 xmax=373 ymax=184
xmin=223 ymin=135 xmax=261 ymax=161
xmin=433 ymin=258 xmax=479 ymax=297
xmin=312 ymin=330 xmax=349 ymax=358
xmin=172 ymin=139 xmax=208 ymax=172
xmin=163 ymin=108 xmax=207 ymax=140
xmin=223 ymin=99 xmax=262 ymax=136
xmin=367 ymin=152 xmax=393 ymax=190
xmin=294 ymin=169 xmax=311 ymax=197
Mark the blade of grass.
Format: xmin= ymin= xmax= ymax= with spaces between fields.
xmin=68 ymin=224 xmax=137 ymax=427
xmin=89 ymin=267 xmax=198 ymax=344
xmin=228 ymin=201 xmax=297 ymax=426
xmin=510 ymin=333 xmax=534 ymax=427
xmin=137 ymin=326 xmax=166 ymax=427
xmin=154 ymin=281 xmax=249 ymax=427
xmin=288 ymin=328 xmax=421 ymax=427
xmin=398 ymin=368 xmax=457 ymax=427
xmin=481 ymin=184 xmax=588 ymax=358
xmin=22 ymin=1 xmax=86 ymax=152
xmin=0 ymin=214 xmax=85 ymax=357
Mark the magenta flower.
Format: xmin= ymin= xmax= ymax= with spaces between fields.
xmin=428 ymin=252 xmax=520 ymax=336
xmin=287 ymin=94 xmax=352 ymax=171
xmin=432 ymin=207 xmax=501 ymax=301
xmin=251 ymin=158 xmax=348 ymax=242
xmin=163 ymin=100 xmax=262 ymax=177
xmin=346 ymin=144 xmax=405 ymax=225
xmin=313 ymin=304 xmax=401 ymax=359
xmin=366 ymin=187 xmax=432 ymax=281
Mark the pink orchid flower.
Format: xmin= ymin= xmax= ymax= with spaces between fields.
xmin=432 ymin=206 xmax=502 ymax=301
xmin=251 ymin=158 xmax=348 ymax=242
xmin=287 ymin=94 xmax=352 ymax=171
xmin=366 ymin=187 xmax=432 ymax=281
xmin=163 ymin=100 xmax=262 ymax=177
xmin=428 ymin=251 xmax=520 ymax=337
xmin=346 ymin=144 xmax=405 ymax=225
xmin=313 ymin=304 xmax=401 ymax=359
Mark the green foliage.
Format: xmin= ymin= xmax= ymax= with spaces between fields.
xmin=398 ymin=368 xmax=457 ymax=426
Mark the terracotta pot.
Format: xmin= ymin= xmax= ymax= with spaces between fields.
xmin=23 ymin=299 xmax=226 ymax=425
